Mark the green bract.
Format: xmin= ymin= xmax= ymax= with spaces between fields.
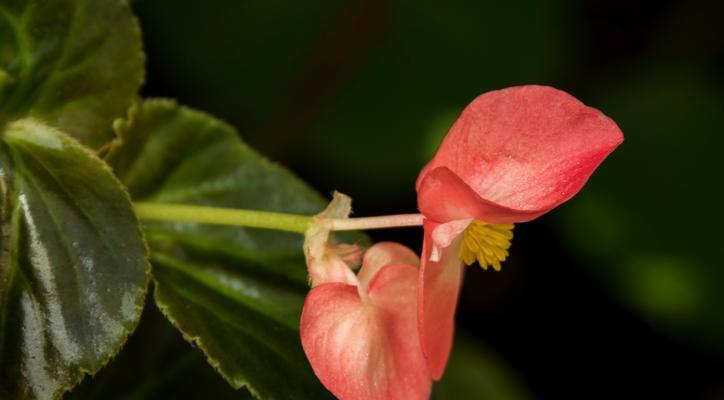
xmin=0 ymin=0 xmax=144 ymax=149
xmin=108 ymin=100 xmax=333 ymax=399
xmin=0 ymin=119 xmax=149 ymax=399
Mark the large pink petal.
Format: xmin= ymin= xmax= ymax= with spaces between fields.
xmin=418 ymin=167 xmax=544 ymax=224
xmin=301 ymin=264 xmax=430 ymax=400
xmin=418 ymin=220 xmax=464 ymax=379
xmin=417 ymin=85 xmax=623 ymax=223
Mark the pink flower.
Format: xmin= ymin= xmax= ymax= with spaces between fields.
xmin=416 ymin=85 xmax=624 ymax=379
xmin=300 ymin=242 xmax=431 ymax=400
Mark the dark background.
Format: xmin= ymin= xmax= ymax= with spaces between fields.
xmin=124 ymin=0 xmax=724 ymax=398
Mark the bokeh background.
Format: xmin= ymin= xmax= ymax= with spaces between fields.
xmin=80 ymin=0 xmax=724 ymax=398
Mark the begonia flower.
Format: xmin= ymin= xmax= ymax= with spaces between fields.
xmin=416 ymin=85 xmax=624 ymax=379
xmin=300 ymin=241 xmax=430 ymax=400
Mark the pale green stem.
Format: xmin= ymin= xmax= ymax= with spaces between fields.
xmin=134 ymin=202 xmax=424 ymax=234
xmin=134 ymin=202 xmax=312 ymax=233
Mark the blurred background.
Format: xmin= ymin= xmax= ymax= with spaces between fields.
xmin=90 ymin=0 xmax=724 ymax=398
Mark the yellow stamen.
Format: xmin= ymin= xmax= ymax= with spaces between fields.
xmin=460 ymin=221 xmax=514 ymax=271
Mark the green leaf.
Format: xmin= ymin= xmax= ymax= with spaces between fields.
xmin=0 ymin=119 xmax=149 ymax=399
xmin=69 ymin=302 xmax=252 ymax=400
xmin=109 ymin=100 xmax=334 ymax=399
xmin=434 ymin=333 xmax=532 ymax=400
xmin=0 ymin=0 xmax=144 ymax=149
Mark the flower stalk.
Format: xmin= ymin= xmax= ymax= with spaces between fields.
xmin=326 ymin=214 xmax=424 ymax=231
xmin=134 ymin=202 xmax=424 ymax=234
xmin=134 ymin=202 xmax=313 ymax=233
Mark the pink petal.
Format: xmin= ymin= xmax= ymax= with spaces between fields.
xmin=418 ymin=167 xmax=544 ymax=224
xmin=301 ymin=264 xmax=430 ymax=400
xmin=417 ymin=85 xmax=623 ymax=224
xmin=429 ymin=218 xmax=472 ymax=261
xmin=418 ymin=220 xmax=464 ymax=379
xmin=357 ymin=241 xmax=420 ymax=289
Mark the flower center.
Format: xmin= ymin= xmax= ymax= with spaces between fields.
xmin=460 ymin=221 xmax=514 ymax=271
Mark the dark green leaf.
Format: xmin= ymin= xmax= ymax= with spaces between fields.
xmin=69 ymin=301 xmax=252 ymax=400
xmin=0 ymin=0 xmax=144 ymax=149
xmin=0 ymin=119 xmax=149 ymax=399
xmin=109 ymin=100 xmax=334 ymax=399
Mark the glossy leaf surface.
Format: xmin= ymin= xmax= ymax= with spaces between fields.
xmin=0 ymin=119 xmax=149 ymax=399
xmin=110 ymin=100 xmax=334 ymax=399
xmin=0 ymin=0 xmax=144 ymax=149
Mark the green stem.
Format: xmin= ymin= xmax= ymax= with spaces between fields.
xmin=134 ymin=202 xmax=426 ymax=234
xmin=134 ymin=202 xmax=312 ymax=234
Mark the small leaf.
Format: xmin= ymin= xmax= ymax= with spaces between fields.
xmin=109 ymin=100 xmax=335 ymax=399
xmin=0 ymin=0 xmax=145 ymax=149
xmin=0 ymin=119 xmax=149 ymax=399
